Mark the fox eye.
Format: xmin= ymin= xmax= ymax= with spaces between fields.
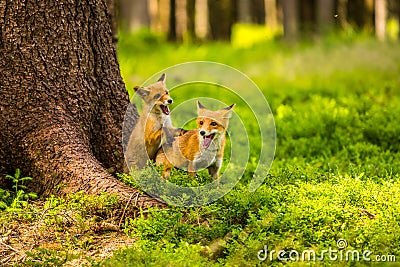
xmin=153 ymin=93 xmax=161 ymax=99
xmin=210 ymin=122 xmax=217 ymax=126
xmin=199 ymin=121 xmax=203 ymax=125
xmin=165 ymin=91 xmax=169 ymax=95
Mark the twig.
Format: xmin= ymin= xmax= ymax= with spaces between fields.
xmin=134 ymin=192 xmax=140 ymax=207
xmin=359 ymin=208 xmax=376 ymax=219
xmin=118 ymin=193 xmax=136 ymax=227
xmin=37 ymin=207 xmax=52 ymax=224
xmin=0 ymin=240 xmax=20 ymax=253
xmin=0 ymin=252 xmax=15 ymax=264
xmin=33 ymin=207 xmax=53 ymax=244
xmin=133 ymin=193 xmax=142 ymax=218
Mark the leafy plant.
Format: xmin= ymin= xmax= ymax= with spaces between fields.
xmin=4 ymin=168 xmax=37 ymax=211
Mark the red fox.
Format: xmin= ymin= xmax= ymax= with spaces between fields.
xmin=156 ymin=101 xmax=235 ymax=179
xmin=125 ymin=73 xmax=180 ymax=170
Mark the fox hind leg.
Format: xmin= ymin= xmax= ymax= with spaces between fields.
xmin=155 ymin=149 xmax=172 ymax=179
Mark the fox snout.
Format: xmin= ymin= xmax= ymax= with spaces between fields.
xmin=199 ymin=129 xmax=217 ymax=149
xmin=157 ymin=95 xmax=173 ymax=115
xmin=199 ymin=129 xmax=218 ymax=135
xmin=160 ymin=95 xmax=173 ymax=105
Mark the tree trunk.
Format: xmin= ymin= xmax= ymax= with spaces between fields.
xmin=208 ymin=0 xmax=235 ymax=41
xmin=105 ymin=0 xmax=118 ymax=43
xmin=337 ymin=0 xmax=349 ymax=29
xmin=265 ymin=0 xmax=278 ymax=30
xmin=238 ymin=0 xmax=252 ymax=23
xmin=375 ymin=0 xmax=387 ymax=41
xmin=195 ymin=0 xmax=210 ymax=40
xmin=397 ymin=2 xmax=400 ymax=40
xmin=175 ymin=0 xmax=188 ymax=42
xmin=168 ymin=0 xmax=177 ymax=41
xmin=187 ymin=0 xmax=196 ymax=41
xmin=149 ymin=0 xmax=171 ymax=35
xmin=348 ymin=0 xmax=374 ymax=30
xmin=299 ymin=0 xmax=315 ymax=34
xmin=0 ymin=0 xmax=162 ymax=208
xmin=317 ymin=0 xmax=335 ymax=34
xmin=119 ymin=0 xmax=150 ymax=32
xmin=282 ymin=0 xmax=299 ymax=41
xmin=252 ymin=0 xmax=266 ymax=24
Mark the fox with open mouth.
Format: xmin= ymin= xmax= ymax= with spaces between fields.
xmin=125 ymin=73 xmax=181 ymax=170
xmin=156 ymin=101 xmax=235 ymax=179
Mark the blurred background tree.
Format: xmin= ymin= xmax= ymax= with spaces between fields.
xmin=116 ymin=0 xmax=399 ymax=43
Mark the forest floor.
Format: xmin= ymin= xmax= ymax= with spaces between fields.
xmin=0 ymin=193 xmax=137 ymax=266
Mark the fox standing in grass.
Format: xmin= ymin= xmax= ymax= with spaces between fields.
xmin=125 ymin=74 xmax=180 ymax=170
xmin=156 ymin=101 xmax=235 ymax=179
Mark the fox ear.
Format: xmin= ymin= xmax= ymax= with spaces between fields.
xmin=157 ymin=73 xmax=166 ymax=85
xmin=222 ymin=104 xmax=235 ymax=118
xmin=134 ymin=86 xmax=150 ymax=98
xmin=224 ymin=103 xmax=235 ymax=111
xmin=197 ymin=101 xmax=206 ymax=110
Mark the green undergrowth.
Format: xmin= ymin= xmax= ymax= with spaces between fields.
xmin=2 ymin=33 xmax=400 ymax=266
xmin=106 ymin=33 xmax=400 ymax=266
xmin=1 ymin=168 xmax=37 ymax=212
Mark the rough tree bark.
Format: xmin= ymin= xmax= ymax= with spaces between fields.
xmin=105 ymin=0 xmax=118 ymax=43
xmin=0 ymin=0 xmax=162 ymax=208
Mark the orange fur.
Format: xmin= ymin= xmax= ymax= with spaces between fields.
xmin=125 ymin=74 xmax=180 ymax=170
xmin=156 ymin=101 xmax=235 ymax=179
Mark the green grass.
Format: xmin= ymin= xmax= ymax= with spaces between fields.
xmin=110 ymin=32 xmax=400 ymax=266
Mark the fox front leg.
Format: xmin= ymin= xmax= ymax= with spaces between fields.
xmin=208 ymin=158 xmax=222 ymax=178
xmin=207 ymin=165 xmax=220 ymax=178
xmin=187 ymin=161 xmax=197 ymax=178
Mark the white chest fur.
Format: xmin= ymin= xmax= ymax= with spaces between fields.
xmin=193 ymin=138 xmax=221 ymax=170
